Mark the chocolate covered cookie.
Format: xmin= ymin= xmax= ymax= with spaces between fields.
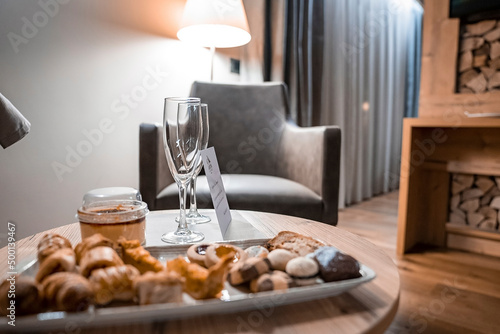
xmin=313 ymin=247 xmax=361 ymax=282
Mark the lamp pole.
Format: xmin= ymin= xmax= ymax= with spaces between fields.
xmin=210 ymin=46 xmax=215 ymax=81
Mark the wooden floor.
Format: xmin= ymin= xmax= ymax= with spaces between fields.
xmin=337 ymin=191 xmax=500 ymax=334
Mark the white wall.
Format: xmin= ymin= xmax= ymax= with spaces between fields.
xmin=0 ymin=0 xmax=260 ymax=247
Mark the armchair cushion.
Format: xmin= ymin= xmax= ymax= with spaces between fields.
xmin=156 ymin=175 xmax=323 ymax=222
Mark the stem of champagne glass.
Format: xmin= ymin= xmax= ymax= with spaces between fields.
xmin=189 ymin=176 xmax=198 ymax=215
xmin=177 ymin=181 xmax=189 ymax=233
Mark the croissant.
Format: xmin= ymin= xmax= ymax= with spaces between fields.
xmin=0 ymin=275 xmax=44 ymax=316
xmin=42 ymin=272 xmax=94 ymax=312
xmin=75 ymin=233 xmax=114 ymax=264
xmin=89 ymin=265 xmax=140 ymax=305
xmin=118 ymin=237 xmax=163 ymax=274
xmin=35 ymin=248 xmax=76 ymax=282
xmin=133 ymin=271 xmax=184 ymax=305
xmin=37 ymin=233 xmax=72 ymax=263
xmin=79 ymin=246 xmax=124 ymax=277
xmin=167 ymin=252 xmax=234 ymax=300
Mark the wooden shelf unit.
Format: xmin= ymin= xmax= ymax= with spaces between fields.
xmin=396 ymin=118 xmax=500 ymax=255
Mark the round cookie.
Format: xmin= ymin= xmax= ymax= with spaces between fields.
xmin=204 ymin=244 xmax=247 ymax=268
xmin=227 ymin=257 xmax=271 ymax=286
xmin=267 ymin=249 xmax=296 ymax=271
xmin=250 ymin=270 xmax=294 ymax=293
xmin=313 ymin=246 xmax=361 ymax=282
xmin=187 ymin=243 xmax=212 ymax=267
xmin=244 ymin=245 xmax=269 ymax=258
xmin=285 ymin=257 xmax=319 ymax=278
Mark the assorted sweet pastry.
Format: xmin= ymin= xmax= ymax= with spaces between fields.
xmin=228 ymin=231 xmax=362 ymax=292
xmin=0 ymin=230 xmax=363 ymax=318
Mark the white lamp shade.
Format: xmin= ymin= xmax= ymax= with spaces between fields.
xmin=177 ymin=0 xmax=251 ymax=48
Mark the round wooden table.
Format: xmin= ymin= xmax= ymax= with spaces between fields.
xmin=0 ymin=210 xmax=399 ymax=333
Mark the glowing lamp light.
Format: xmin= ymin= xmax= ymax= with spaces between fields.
xmin=177 ymin=0 xmax=251 ymax=80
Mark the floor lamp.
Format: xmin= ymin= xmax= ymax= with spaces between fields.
xmin=177 ymin=0 xmax=251 ymax=81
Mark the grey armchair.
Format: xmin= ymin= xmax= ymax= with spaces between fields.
xmin=139 ymin=81 xmax=341 ymax=225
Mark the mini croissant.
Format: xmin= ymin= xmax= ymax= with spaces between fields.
xmin=89 ymin=265 xmax=140 ymax=305
xmin=79 ymin=246 xmax=124 ymax=277
xmin=42 ymin=272 xmax=94 ymax=312
xmin=35 ymin=248 xmax=76 ymax=283
xmin=37 ymin=233 xmax=72 ymax=263
xmin=74 ymin=233 xmax=115 ymax=264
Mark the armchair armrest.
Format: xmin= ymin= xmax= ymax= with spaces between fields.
xmin=139 ymin=123 xmax=174 ymax=210
xmin=277 ymin=122 xmax=341 ymax=225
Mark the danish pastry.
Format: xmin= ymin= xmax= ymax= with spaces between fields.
xmin=118 ymin=237 xmax=163 ymax=274
xmin=204 ymin=244 xmax=247 ymax=268
xmin=133 ymin=271 xmax=184 ymax=305
xmin=89 ymin=264 xmax=140 ymax=305
xmin=186 ymin=243 xmax=211 ymax=267
xmin=79 ymin=246 xmax=124 ymax=277
xmin=167 ymin=253 xmax=235 ymax=300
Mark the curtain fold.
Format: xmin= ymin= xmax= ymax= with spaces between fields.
xmin=281 ymin=0 xmax=423 ymax=207
xmin=283 ymin=0 xmax=323 ymax=126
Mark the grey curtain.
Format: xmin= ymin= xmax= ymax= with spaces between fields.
xmin=279 ymin=0 xmax=423 ymax=207
xmin=282 ymin=0 xmax=324 ymax=126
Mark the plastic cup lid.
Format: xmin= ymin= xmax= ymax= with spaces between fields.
xmin=82 ymin=187 xmax=142 ymax=208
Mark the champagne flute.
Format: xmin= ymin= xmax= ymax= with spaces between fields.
xmin=180 ymin=103 xmax=211 ymax=224
xmin=161 ymin=97 xmax=204 ymax=244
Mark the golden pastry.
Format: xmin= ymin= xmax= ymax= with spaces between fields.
xmin=74 ymin=233 xmax=114 ymax=264
xmin=118 ymin=237 xmax=163 ymax=274
xmin=79 ymin=246 xmax=124 ymax=277
xmin=42 ymin=272 xmax=94 ymax=312
xmin=133 ymin=271 xmax=184 ymax=305
xmin=186 ymin=243 xmax=211 ymax=267
xmin=265 ymin=231 xmax=325 ymax=256
xmin=35 ymin=248 xmax=76 ymax=282
xmin=0 ymin=275 xmax=44 ymax=316
xmin=167 ymin=252 xmax=234 ymax=300
xmin=89 ymin=264 xmax=140 ymax=305
xmin=37 ymin=233 xmax=72 ymax=263
xmin=204 ymin=244 xmax=247 ymax=268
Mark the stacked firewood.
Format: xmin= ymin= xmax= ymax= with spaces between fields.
xmin=449 ymin=173 xmax=500 ymax=231
xmin=458 ymin=20 xmax=500 ymax=93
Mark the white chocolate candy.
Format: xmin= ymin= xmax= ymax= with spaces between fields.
xmin=268 ymin=249 xmax=296 ymax=271
xmin=285 ymin=257 xmax=319 ymax=278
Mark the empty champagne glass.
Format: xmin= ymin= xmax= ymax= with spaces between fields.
xmin=161 ymin=97 xmax=204 ymax=244
xmin=179 ymin=103 xmax=211 ymax=224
